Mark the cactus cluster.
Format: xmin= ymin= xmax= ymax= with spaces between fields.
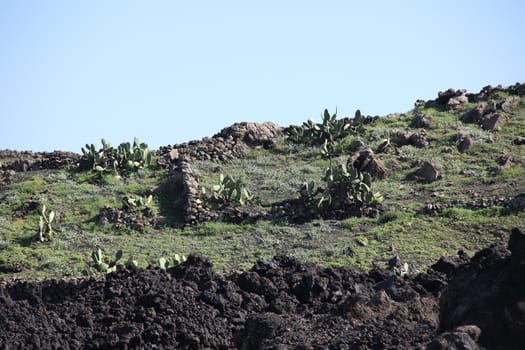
xmin=205 ymin=173 xmax=254 ymax=206
xmin=38 ymin=205 xmax=56 ymax=242
xmin=122 ymin=194 xmax=153 ymax=211
xmin=157 ymin=254 xmax=187 ymax=270
xmin=116 ymin=137 xmax=155 ymax=171
xmin=91 ymin=248 xmax=123 ymax=273
xmin=320 ymin=162 xmax=383 ymax=208
xmin=300 ymin=162 xmax=383 ymax=210
xmin=287 ymin=109 xmax=354 ymax=146
xmin=79 ymin=137 xmax=155 ymax=175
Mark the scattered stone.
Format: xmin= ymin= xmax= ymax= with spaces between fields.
xmin=426 ymin=331 xmax=479 ymax=350
xmin=413 ymin=161 xmax=440 ymax=182
xmin=509 ymin=194 xmax=525 ymax=211
xmin=413 ymin=113 xmax=433 ymax=128
xmin=482 ymin=113 xmax=506 ymax=131
xmin=513 ymin=136 xmax=525 ymax=145
xmin=500 ymin=96 xmax=521 ymax=113
xmin=446 ymin=93 xmax=468 ymax=112
xmin=457 ymin=137 xmax=473 ymax=153
xmin=391 ymin=131 xmax=428 ymax=148
xmin=508 ymin=82 xmax=525 ymax=96
xmin=436 ymin=88 xmax=458 ymax=105
xmin=409 ymin=131 xmax=429 ymax=148
xmin=348 ymin=148 xmax=388 ymax=180
xmin=461 ymin=103 xmax=488 ymax=124
xmin=497 ymin=153 xmax=518 ymax=167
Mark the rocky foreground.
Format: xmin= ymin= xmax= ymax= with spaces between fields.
xmin=0 ymin=228 xmax=523 ymax=349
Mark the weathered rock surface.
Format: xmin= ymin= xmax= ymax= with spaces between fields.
xmin=413 ymin=161 xmax=441 ymax=182
xmin=348 ymin=148 xmax=389 ymax=180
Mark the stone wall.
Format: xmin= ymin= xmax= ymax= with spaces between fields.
xmin=157 ymin=122 xmax=283 ymax=167
xmin=0 ymin=150 xmax=80 ymax=172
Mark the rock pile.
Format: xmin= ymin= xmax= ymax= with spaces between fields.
xmin=157 ymin=122 xmax=282 ymax=167
xmin=0 ymin=150 xmax=80 ymax=172
xmin=461 ymin=99 xmax=513 ymax=131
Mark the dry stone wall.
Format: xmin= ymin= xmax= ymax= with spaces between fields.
xmin=0 ymin=150 xmax=80 ymax=172
xmin=157 ymin=122 xmax=282 ymax=167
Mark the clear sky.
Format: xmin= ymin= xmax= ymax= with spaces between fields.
xmin=1 ymin=1 xmax=524 ymax=152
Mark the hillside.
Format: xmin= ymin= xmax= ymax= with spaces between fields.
xmin=0 ymin=83 xmax=524 ymax=349
xmin=1 ymin=83 xmax=524 ymax=279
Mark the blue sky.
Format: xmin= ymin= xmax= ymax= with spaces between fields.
xmin=1 ymin=1 xmax=524 ymax=152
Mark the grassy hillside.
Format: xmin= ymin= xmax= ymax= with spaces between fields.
xmin=1 ymin=85 xmax=524 ymax=279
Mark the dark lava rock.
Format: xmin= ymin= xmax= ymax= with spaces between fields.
xmin=457 ymin=136 xmax=473 ymax=153
xmin=426 ymin=330 xmax=479 ymax=350
xmin=0 ymin=253 xmax=442 ymax=349
xmin=413 ymin=113 xmax=433 ymax=128
xmin=413 ymin=161 xmax=441 ymax=182
xmin=348 ymin=148 xmax=389 ymax=180
xmin=438 ymin=228 xmax=525 ymax=350
xmin=2 ymin=230 xmax=525 ymax=349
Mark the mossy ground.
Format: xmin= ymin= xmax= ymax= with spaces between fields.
xmin=1 ymin=94 xmax=524 ymax=279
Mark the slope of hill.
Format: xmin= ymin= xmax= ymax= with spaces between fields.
xmin=0 ymin=83 xmax=524 ymax=349
xmin=1 ymin=83 xmax=524 ymax=279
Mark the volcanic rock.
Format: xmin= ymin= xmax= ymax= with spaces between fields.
xmin=413 ymin=161 xmax=440 ymax=182
xmin=348 ymin=148 xmax=388 ymax=180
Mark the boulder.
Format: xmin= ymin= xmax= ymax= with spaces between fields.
xmin=436 ymin=88 xmax=458 ymax=105
xmin=461 ymin=103 xmax=490 ymax=124
xmin=426 ymin=330 xmax=480 ymax=350
xmin=349 ymin=139 xmax=365 ymax=151
xmin=438 ymin=229 xmax=525 ymax=349
xmin=413 ymin=161 xmax=440 ymax=182
xmin=391 ymin=131 xmax=428 ymax=148
xmin=457 ymin=136 xmax=473 ymax=154
xmin=482 ymin=113 xmax=506 ymax=131
xmin=500 ymin=96 xmax=521 ymax=113
xmin=413 ymin=113 xmax=433 ymax=128
xmin=348 ymin=149 xmax=388 ymax=180
xmin=446 ymin=94 xmax=468 ymax=112
xmin=509 ymin=194 xmax=525 ymax=211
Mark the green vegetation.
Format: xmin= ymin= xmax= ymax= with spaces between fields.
xmin=0 ymin=91 xmax=524 ymax=280
xmin=157 ymin=254 xmax=186 ymax=271
xmin=205 ymin=173 xmax=253 ymax=206
xmin=122 ymin=194 xmax=153 ymax=211
xmin=91 ymin=248 xmax=124 ymax=273
xmin=80 ymin=137 xmax=155 ymax=175
xmin=38 ymin=205 xmax=56 ymax=242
